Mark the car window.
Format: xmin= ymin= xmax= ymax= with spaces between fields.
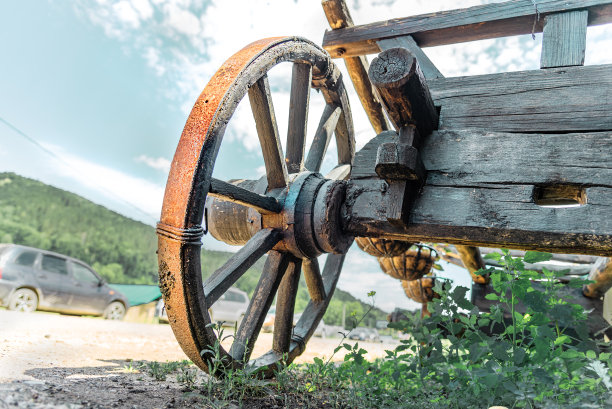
xmin=41 ymin=255 xmax=68 ymax=275
xmin=71 ymin=263 xmax=99 ymax=283
xmin=14 ymin=251 xmax=38 ymax=267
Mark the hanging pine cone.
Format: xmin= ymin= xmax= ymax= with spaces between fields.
xmin=355 ymin=237 xmax=413 ymax=257
xmin=378 ymin=245 xmax=437 ymax=281
xmin=401 ymin=277 xmax=437 ymax=303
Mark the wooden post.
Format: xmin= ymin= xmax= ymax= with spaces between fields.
xmin=321 ymin=0 xmax=390 ymax=134
xmin=583 ymin=258 xmax=612 ymax=298
xmin=540 ymin=10 xmax=588 ymax=68
xmin=368 ymin=47 xmax=438 ymax=138
xmin=377 ymin=36 xmax=443 ymax=80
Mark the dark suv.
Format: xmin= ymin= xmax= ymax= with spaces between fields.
xmin=0 ymin=244 xmax=129 ymax=319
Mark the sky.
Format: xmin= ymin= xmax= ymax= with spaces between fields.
xmin=1 ymin=0 xmax=610 ymax=312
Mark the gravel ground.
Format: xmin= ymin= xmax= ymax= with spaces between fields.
xmin=0 ymin=309 xmax=395 ymax=408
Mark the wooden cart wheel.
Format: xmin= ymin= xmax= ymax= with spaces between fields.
xmin=156 ymin=37 xmax=355 ymax=377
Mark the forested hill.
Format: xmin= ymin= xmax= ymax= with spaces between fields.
xmin=0 ymin=172 xmax=226 ymax=284
xmin=0 ymin=172 xmax=388 ymax=325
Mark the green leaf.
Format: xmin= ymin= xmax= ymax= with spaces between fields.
xmin=554 ymin=335 xmax=571 ymax=346
xmin=586 ymin=350 xmax=597 ymax=359
xmin=485 ymin=293 xmax=499 ymax=301
xmin=484 ymin=252 xmax=502 ymax=261
xmin=513 ymin=348 xmax=526 ymax=365
xmin=523 ymin=251 xmax=553 ymax=263
xmin=492 ymin=342 xmax=510 ymax=361
xmin=523 ymin=291 xmax=547 ymax=312
xmin=481 ymin=373 xmax=499 ymax=387
xmin=469 ymin=342 xmax=488 ymax=362
xmin=451 ymin=286 xmax=469 ymax=304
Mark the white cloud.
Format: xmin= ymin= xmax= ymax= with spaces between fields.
xmin=112 ymin=1 xmax=142 ymax=28
xmin=135 ymin=154 xmax=171 ymax=172
xmin=132 ymin=0 xmax=153 ymax=20
xmin=162 ymin=3 xmax=201 ymax=38
xmin=41 ymin=143 xmax=164 ymax=221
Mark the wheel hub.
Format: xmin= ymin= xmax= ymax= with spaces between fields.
xmin=207 ymin=172 xmax=353 ymax=259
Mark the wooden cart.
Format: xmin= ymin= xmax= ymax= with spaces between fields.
xmin=156 ymin=0 xmax=612 ymax=376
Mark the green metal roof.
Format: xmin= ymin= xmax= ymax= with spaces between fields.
xmin=109 ymin=284 xmax=161 ymax=307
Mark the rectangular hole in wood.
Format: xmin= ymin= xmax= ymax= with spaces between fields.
xmin=533 ymin=185 xmax=587 ymax=208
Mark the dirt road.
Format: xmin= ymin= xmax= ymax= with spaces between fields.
xmin=0 ymin=309 xmax=395 ymax=408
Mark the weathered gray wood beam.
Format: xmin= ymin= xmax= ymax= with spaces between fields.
xmin=377 ymin=36 xmax=443 ymax=80
xmin=323 ymin=0 xmax=612 ymax=58
xmin=321 ymin=0 xmax=390 ymax=134
xmin=368 ymin=48 xmax=439 ymax=138
xmin=428 ymin=63 xmax=612 ymax=133
xmin=541 ymin=10 xmax=589 ymax=68
xmin=346 ymin=130 xmax=612 ymax=256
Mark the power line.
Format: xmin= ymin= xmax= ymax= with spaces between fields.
xmin=0 ymin=116 xmax=159 ymax=224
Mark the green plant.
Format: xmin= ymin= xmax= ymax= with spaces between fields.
xmin=142 ymin=360 xmax=192 ymax=381
xmin=176 ymin=367 xmax=198 ymax=389
xmin=388 ymin=250 xmax=612 ymax=408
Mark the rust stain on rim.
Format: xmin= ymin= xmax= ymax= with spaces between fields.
xmin=157 ymin=37 xmax=289 ymax=370
xmin=160 ymin=37 xmax=285 ymax=230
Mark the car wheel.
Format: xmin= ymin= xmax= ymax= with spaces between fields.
xmin=104 ymin=301 xmax=126 ymax=320
xmin=8 ymin=288 xmax=38 ymax=313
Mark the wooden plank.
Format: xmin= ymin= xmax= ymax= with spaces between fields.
xmin=346 ymin=130 xmax=612 ymax=255
xmin=203 ymin=228 xmax=281 ymax=306
xmin=377 ymin=36 xmax=443 ymax=80
xmin=422 ymin=130 xmax=612 ymax=187
xmin=428 ymin=64 xmax=612 ymax=133
xmin=273 ymin=258 xmax=301 ymax=353
xmin=286 ymin=63 xmax=311 ymax=173
xmin=304 ymin=104 xmax=341 ymax=172
xmin=541 ymin=10 xmax=589 ymax=68
xmin=322 ymin=0 xmax=612 ymax=58
xmin=248 ymin=75 xmax=288 ymax=189
xmin=321 ymin=0 xmax=390 ymax=134
xmin=208 ymin=178 xmax=281 ymax=214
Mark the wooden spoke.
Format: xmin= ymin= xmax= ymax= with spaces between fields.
xmin=208 ymin=178 xmax=282 ymax=214
xmin=304 ymin=104 xmax=342 ymax=172
xmin=273 ymin=258 xmax=302 ymax=353
xmin=230 ymin=251 xmax=291 ymax=362
xmin=293 ymin=254 xmax=345 ymax=339
xmin=325 ymin=164 xmax=351 ymax=180
xmin=286 ymin=63 xmax=312 ymax=173
xmin=203 ymin=229 xmax=281 ymax=306
xmin=303 ymin=258 xmax=325 ymax=302
xmin=248 ymin=75 xmax=288 ymax=190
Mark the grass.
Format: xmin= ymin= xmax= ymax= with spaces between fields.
xmin=140 ymin=251 xmax=612 ymax=408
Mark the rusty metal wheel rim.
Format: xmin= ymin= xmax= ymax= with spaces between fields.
xmin=157 ymin=37 xmax=355 ymax=376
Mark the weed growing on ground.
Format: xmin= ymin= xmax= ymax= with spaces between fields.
xmin=143 ymin=252 xmax=611 ymax=408
xmin=142 ymin=360 xmax=192 ymax=381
